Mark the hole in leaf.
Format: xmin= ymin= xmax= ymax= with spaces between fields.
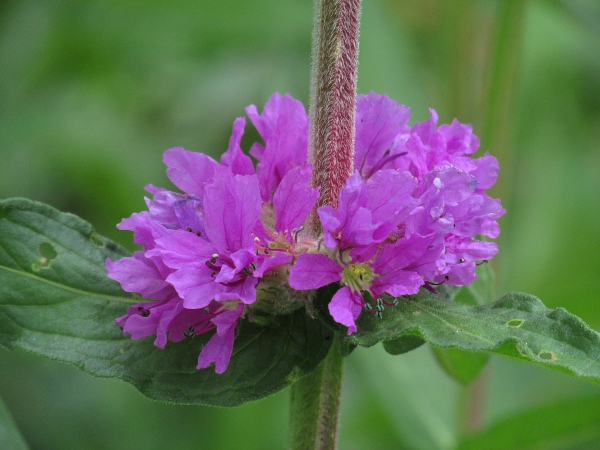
xmin=507 ymin=319 xmax=524 ymax=328
xmin=33 ymin=242 xmax=58 ymax=270
xmin=517 ymin=345 xmax=527 ymax=356
xmin=90 ymin=232 xmax=105 ymax=248
xmin=538 ymin=351 xmax=557 ymax=361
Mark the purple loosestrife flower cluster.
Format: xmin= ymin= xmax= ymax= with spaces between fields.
xmin=289 ymin=94 xmax=504 ymax=333
xmin=108 ymin=92 xmax=504 ymax=373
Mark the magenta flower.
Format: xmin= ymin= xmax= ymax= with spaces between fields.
xmin=109 ymin=91 xmax=504 ymax=365
xmin=289 ymin=92 xmax=504 ymax=334
xmin=107 ymin=93 xmax=318 ymax=373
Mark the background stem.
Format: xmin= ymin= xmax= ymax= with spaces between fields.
xmin=289 ymin=335 xmax=344 ymax=450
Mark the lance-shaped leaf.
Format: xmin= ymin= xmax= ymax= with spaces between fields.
xmin=0 ymin=396 xmax=29 ymax=450
xmin=0 ymin=198 xmax=332 ymax=406
xmin=342 ymin=287 xmax=600 ymax=384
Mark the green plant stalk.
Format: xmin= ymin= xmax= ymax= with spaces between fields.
xmin=460 ymin=0 xmax=528 ymax=434
xmin=289 ymin=0 xmax=361 ymax=446
xmin=309 ymin=0 xmax=361 ymax=215
xmin=289 ymin=334 xmax=344 ymax=450
xmin=482 ymin=0 xmax=528 ymax=202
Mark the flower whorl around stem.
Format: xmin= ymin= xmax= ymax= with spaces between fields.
xmin=109 ymin=91 xmax=504 ymax=369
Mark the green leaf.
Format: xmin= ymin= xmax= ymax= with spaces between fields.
xmin=431 ymin=347 xmax=489 ymax=386
xmin=432 ymin=263 xmax=494 ymax=385
xmin=342 ymin=288 xmax=600 ymax=384
xmin=0 ymin=396 xmax=29 ymax=450
xmin=457 ymin=393 xmax=600 ymax=450
xmin=0 ymin=198 xmax=332 ymax=406
xmin=383 ymin=335 xmax=426 ymax=355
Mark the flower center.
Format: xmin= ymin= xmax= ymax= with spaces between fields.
xmin=341 ymin=263 xmax=375 ymax=292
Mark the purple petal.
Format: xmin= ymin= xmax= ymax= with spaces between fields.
xmin=288 ymin=253 xmax=343 ymax=290
xmin=440 ymin=261 xmax=477 ymax=286
xmin=197 ymin=303 xmax=244 ymax=373
xmin=253 ymin=251 xmax=293 ymax=278
xmin=438 ymin=119 xmax=480 ymax=156
xmin=341 ymin=207 xmax=377 ymax=248
xmin=354 ymin=92 xmax=410 ymax=178
xmin=371 ymin=270 xmax=424 ymax=298
xmin=203 ymin=173 xmax=262 ymax=254
xmin=117 ymin=298 xmax=175 ymax=341
xmin=167 ymin=263 xmax=222 ymax=309
xmin=144 ymin=185 xmax=181 ymax=228
xmin=220 ymin=117 xmax=255 ymax=176
xmin=374 ymin=233 xmax=438 ymax=275
xmin=148 ymin=230 xmax=216 ymax=269
xmin=118 ymin=212 xmax=169 ymax=249
xmin=317 ymin=206 xmax=341 ymax=248
xmin=469 ymin=154 xmax=499 ymax=190
xmin=363 ymin=169 xmax=418 ymax=229
xmin=246 ymin=93 xmax=309 ymax=200
xmin=220 ymin=277 xmax=258 ymax=305
xmin=106 ymin=252 xmax=173 ymax=300
xmin=328 ymin=286 xmax=364 ymax=334
xmin=163 ymin=147 xmax=222 ymax=198
xmin=273 ymin=165 xmax=319 ymax=235
xmin=173 ymin=197 xmax=205 ymax=235
xmin=163 ymin=302 xmax=216 ymax=345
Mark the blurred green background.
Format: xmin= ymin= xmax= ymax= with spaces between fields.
xmin=1 ymin=0 xmax=599 ymax=449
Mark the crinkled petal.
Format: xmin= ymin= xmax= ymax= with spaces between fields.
xmin=364 ymin=169 xmax=418 ymax=231
xmin=253 ymin=252 xmax=293 ymax=278
xmin=167 ymin=263 xmax=222 ymax=309
xmin=220 ymin=117 xmax=255 ymax=176
xmin=144 ymin=185 xmax=181 ymax=227
xmin=469 ymin=154 xmax=499 ymax=190
xmin=117 ymin=299 xmax=174 ymax=341
xmin=163 ymin=147 xmax=222 ymax=198
xmin=354 ymin=92 xmax=410 ymax=178
xmin=148 ymin=230 xmax=216 ymax=269
xmin=289 ymin=253 xmax=343 ymax=290
xmin=328 ymin=286 xmax=364 ymax=334
xmin=118 ymin=212 xmax=169 ymax=249
xmin=374 ymin=233 xmax=438 ymax=275
xmin=171 ymin=198 xmax=205 ymax=236
xmin=274 ymin=165 xmax=319 ymax=236
xmin=371 ymin=270 xmax=424 ymax=298
xmin=204 ymin=173 xmax=262 ymax=254
xmin=246 ymin=93 xmax=309 ymax=200
xmin=106 ymin=252 xmax=173 ymax=300
xmin=197 ymin=303 xmax=244 ymax=373
xmin=164 ymin=302 xmax=217 ymax=345
xmin=439 ymin=119 xmax=479 ymax=156
xmin=317 ymin=206 xmax=341 ymax=248
xmin=439 ymin=261 xmax=477 ymax=286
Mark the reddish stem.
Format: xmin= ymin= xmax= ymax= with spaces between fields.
xmin=309 ymin=0 xmax=362 ymax=216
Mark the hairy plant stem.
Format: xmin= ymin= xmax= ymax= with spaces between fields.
xmin=289 ymin=334 xmax=344 ymax=450
xmin=288 ymin=1 xmax=361 ymax=447
xmin=309 ymin=0 xmax=362 ymax=223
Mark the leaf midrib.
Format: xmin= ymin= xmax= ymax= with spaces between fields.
xmin=0 ymin=263 xmax=138 ymax=304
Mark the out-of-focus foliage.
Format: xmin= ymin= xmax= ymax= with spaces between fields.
xmin=1 ymin=0 xmax=599 ymax=449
